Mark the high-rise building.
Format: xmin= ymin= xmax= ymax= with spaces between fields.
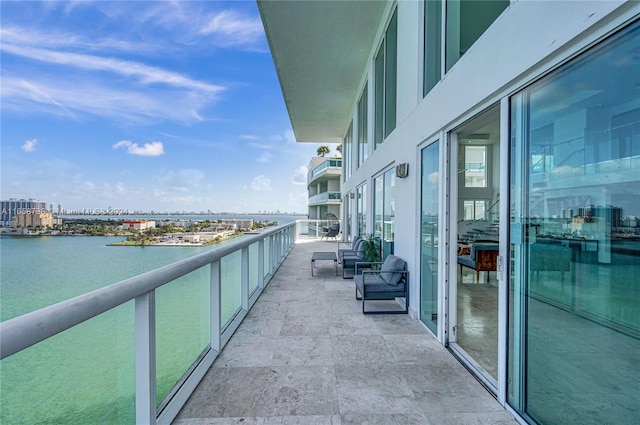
xmin=1 ymin=198 xmax=47 ymax=227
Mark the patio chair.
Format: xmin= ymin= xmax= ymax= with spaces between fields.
xmin=340 ymin=238 xmax=365 ymax=278
xmin=354 ymin=254 xmax=409 ymax=314
xmin=337 ymin=236 xmax=362 ymax=263
xmin=320 ymin=223 xmax=340 ymax=240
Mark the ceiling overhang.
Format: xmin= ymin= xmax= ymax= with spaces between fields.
xmin=258 ymin=0 xmax=386 ymax=143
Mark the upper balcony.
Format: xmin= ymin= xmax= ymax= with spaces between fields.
xmin=308 ymin=158 xmax=342 ymax=187
xmin=308 ymin=191 xmax=342 ymax=206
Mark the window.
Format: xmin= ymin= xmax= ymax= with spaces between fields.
xmin=356 ymin=183 xmax=367 ymax=237
xmin=374 ymin=8 xmax=398 ymax=147
xmin=357 ymin=83 xmax=368 ymax=167
xmin=445 ymin=0 xmax=508 ymax=72
xmin=463 ymin=200 xmax=486 ymax=220
xmin=464 ymin=146 xmax=487 ymax=187
xmin=343 ymin=121 xmax=352 ymax=182
xmin=374 ymin=175 xmax=383 ymax=239
xmin=423 ymin=0 xmax=442 ymax=96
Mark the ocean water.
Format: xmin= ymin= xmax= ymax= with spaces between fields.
xmin=0 ymin=217 xmax=301 ymax=424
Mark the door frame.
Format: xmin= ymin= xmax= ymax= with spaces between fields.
xmin=443 ymin=103 xmax=507 ymax=397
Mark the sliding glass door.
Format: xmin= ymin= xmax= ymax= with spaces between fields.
xmin=420 ymin=141 xmax=440 ymax=334
xmin=508 ymin=20 xmax=640 ymax=424
xmin=374 ymin=168 xmax=395 ymax=258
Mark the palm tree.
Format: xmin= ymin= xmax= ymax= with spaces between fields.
xmin=317 ymin=145 xmax=330 ymax=157
xmin=336 ymin=144 xmax=342 ymax=155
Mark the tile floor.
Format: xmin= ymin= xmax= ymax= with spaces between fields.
xmin=173 ymin=240 xmax=518 ymax=425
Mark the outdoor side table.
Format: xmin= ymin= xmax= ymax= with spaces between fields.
xmin=311 ymin=251 xmax=338 ymax=276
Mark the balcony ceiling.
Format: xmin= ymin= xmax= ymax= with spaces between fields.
xmin=258 ymin=0 xmax=386 ymax=143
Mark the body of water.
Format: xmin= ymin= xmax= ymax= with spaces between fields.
xmin=0 ymin=215 xmax=303 ymax=424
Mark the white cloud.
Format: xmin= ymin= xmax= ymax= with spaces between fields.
xmin=22 ymin=138 xmax=37 ymax=152
xmin=269 ymin=129 xmax=296 ymax=145
xmin=1 ymin=43 xmax=224 ymax=94
xmin=199 ymin=10 xmax=265 ymax=48
xmin=428 ymin=171 xmax=439 ymax=186
xmin=0 ymin=26 xmax=159 ymax=56
xmin=239 ymin=134 xmax=258 ymax=140
xmin=289 ymin=190 xmax=308 ymax=205
xmin=291 ymin=165 xmax=308 ymax=185
xmin=157 ymin=169 xmax=205 ymax=192
xmin=1 ymin=75 xmax=212 ymax=124
xmin=251 ymin=175 xmax=272 ymax=191
xmin=113 ymin=140 xmax=165 ymax=156
xmin=256 ymin=151 xmax=273 ymax=163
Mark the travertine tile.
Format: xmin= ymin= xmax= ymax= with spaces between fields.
xmin=331 ymin=334 xmax=396 ymax=365
xmin=339 ymin=412 xmax=432 ymax=425
xmin=173 ymin=241 xmax=517 ymax=425
xmin=254 ymin=366 xmax=339 ymax=416
xmin=272 ymin=335 xmax=334 ymax=366
xmin=334 ymin=364 xmax=420 ymax=415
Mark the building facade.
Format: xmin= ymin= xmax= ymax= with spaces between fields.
xmin=10 ymin=210 xmax=54 ymax=228
xmin=122 ymin=220 xmax=156 ymax=231
xmin=1 ymin=198 xmax=48 ymax=227
xmin=307 ymin=156 xmax=342 ymax=220
xmin=259 ymin=1 xmax=640 ymax=424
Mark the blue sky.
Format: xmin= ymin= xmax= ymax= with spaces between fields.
xmin=1 ymin=1 xmax=339 ymax=214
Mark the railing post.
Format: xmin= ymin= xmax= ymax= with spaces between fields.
xmin=210 ymin=260 xmax=221 ymax=353
xmin=269 ymin=235 xmax=274 ymax=275
xmin=135 ymin=291 xmax=156 ymax=425
xmin=258 ymin=239 xmax=265 ymax=289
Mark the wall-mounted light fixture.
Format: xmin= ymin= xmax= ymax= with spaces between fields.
xmin=349 ymin=192 xmax=355 ymax=199
xmin=395 ymin=163 xmax=409 ymax=178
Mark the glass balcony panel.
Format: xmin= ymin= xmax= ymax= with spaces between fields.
xmin=221 ymin=251 xmax=242 ymax=327
xmin=156 ymin=267 xmax=210 ymax=406
xmin=249 ymin=242 xmax=259 ymax=294
xmin=0 ymin=303 xmax=135 ymax=425
xmin=311 ymin=159 xmax=342 ymax=178
xmin=308 ymin=191 xmax=342 ymax=205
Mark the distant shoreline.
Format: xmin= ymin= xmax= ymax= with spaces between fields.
xmin=107 ymin=232 xmax=244 ymax=247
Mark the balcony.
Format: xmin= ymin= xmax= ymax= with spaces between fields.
xmin=308 ymin=159 xmax=342 ymax=186
xmin=308 ymin=191 xmax=342 ymax=206
xmin=0 ymin=222 xmax=516 ymax=425
xmin=173 ymin=239 xmax=515 ymax=424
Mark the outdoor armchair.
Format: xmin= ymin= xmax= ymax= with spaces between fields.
xmin=340 ymin=238 xmax=366 ymax=278
xmin=337 ymin=236 xmax=362 ymax=263
xmin=354 ymin=254 xmax=409 ymax=314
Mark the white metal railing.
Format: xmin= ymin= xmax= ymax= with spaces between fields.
xmin=310 ymin=158 xmax=342 ymax=178
xmin=308 ymin=191 xmax=342 ymax=205
xmin=296 ymin=219 xmax=342 ymax=239
xmin=0 ymin=222 xmax=298 ymax=425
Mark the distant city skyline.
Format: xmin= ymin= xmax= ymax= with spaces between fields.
xmin=1 ymin=196 xmax=306 ymax=217
xmin=0 ymin=1 xmax=339 ymax=213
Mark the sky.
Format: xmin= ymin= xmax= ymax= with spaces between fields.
xmin=1 ymin=0 xmax=340 ymax=214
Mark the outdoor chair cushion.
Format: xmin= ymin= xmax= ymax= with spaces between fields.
xmin=338 ymin=236 xmax=362 ymax=260
xmin=354 ymin=274 xmax=406 ymax=298
xmin=379 ymin=254 xmax=405 ymax=285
